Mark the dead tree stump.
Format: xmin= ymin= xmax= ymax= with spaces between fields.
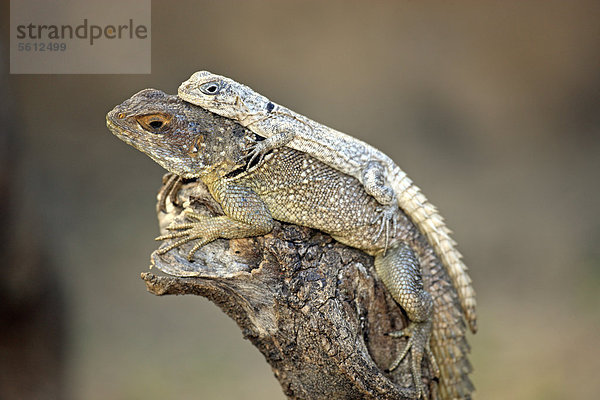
xmin=141 ymin=175 xmax=437 ymax=399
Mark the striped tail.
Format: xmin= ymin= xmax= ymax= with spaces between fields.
xmin=390 ymin=166 xmax=477 ymax=334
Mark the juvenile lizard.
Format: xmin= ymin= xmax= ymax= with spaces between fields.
xmin=106 ymin=89 xmax=474 ymax=399
xmin=178 ymin=71 xmax=477 ymax=334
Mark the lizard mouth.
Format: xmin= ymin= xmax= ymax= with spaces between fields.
xmin=177 ymin=85 xmax=197 ymax=104
xmin=106 ymin=112 xmax=140 ymax=148
xmin=105 ymin=113 xmax=121 ymax=136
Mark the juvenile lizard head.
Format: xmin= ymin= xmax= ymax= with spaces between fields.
xmin=178 ymin=71 xmax=271 ymax=122
xmin=107 ymin=88 xmax=249 ymax=178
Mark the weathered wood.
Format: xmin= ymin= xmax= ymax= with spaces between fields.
xmin=141 ymin=175 xmax=437 ymax=399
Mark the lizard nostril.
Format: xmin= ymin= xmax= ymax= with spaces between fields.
xmin=117 ymin=113 xmax=125 ymax=119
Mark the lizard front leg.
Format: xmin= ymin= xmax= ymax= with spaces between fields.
xmin=374 ymin=242 xmax=437 ymax=398
xmin=157 ymin=181 xmax=274 ymax=260
xmin=245 ymin=124 xmax=295 ymax=167
xmin=156 ymin=173 xmax=183 ymax=213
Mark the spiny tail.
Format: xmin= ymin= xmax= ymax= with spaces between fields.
xmin=427 ymin=248 xmax=474 ymax=399
xmin=390 ymin=166 xmax=477 ymax=334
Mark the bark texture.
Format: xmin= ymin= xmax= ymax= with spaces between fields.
xmin=142 ymin=175 xmax=438 ymax=399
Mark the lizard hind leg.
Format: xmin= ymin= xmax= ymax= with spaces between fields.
xmin=364 ymin=161 xmax=398 ymax=251
xmin=374 ymin=242 xmax=435 ymax=398
xmin=362 ymin=161 xmax=395 ymax=205
xmin=371 ymin=204 xmax=398 ymax=253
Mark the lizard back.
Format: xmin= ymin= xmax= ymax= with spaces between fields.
xmin=179 ymin=72 xmax=477 ymax=333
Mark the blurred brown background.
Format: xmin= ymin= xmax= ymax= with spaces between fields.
xmin=2 ymin=1 xmax=599 ymax=399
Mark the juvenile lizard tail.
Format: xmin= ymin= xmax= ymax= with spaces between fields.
xmin=391 ymin=166 xmax=477 ymax=334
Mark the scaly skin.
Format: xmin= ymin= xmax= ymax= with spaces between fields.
xmin=107 ymin=89 xmax=474 ymax=399
xmin=178 ymin=71 xmax=477 ymax=334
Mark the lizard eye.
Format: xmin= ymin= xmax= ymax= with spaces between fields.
xmin=199 ymin=81 xmax=222 ymax=95
xmin=136 ymin=113 xmax=172 ymax=133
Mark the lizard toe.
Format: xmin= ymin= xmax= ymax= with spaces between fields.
xmin=387 ymin=321 xmax=434 ymax=398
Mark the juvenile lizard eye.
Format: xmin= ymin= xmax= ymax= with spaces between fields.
xmin=136 ymin=113 xmax=172 ymax=134
xmin=199 ymin=81 xmax=222 ymax=95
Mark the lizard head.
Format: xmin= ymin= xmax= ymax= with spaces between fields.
xmin=107 ymin=88 xmax=249 ymax=178
xmin=178 ymin=71 xmax=270 ymax=122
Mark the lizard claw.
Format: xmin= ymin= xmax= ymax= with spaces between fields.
xmin=155 ymin=211 xmax=211 ymax=260
xmin=245 ymin=141 xmax=269 ymax=169
xmin=387 ymin=321 xmax=435 ymax=399
xmin=242 ymin=129 xmax=295 ymax=169
xmin=371 ymin=204 xmax=398 ymax=253
xmin=237 ymin=135 xmax=270 ymax=169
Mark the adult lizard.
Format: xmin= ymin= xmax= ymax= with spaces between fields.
xmin=106 ymin=89 xmax=474 ymax=399
xmin=178 ymin=71 xmax=477 ymax=334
